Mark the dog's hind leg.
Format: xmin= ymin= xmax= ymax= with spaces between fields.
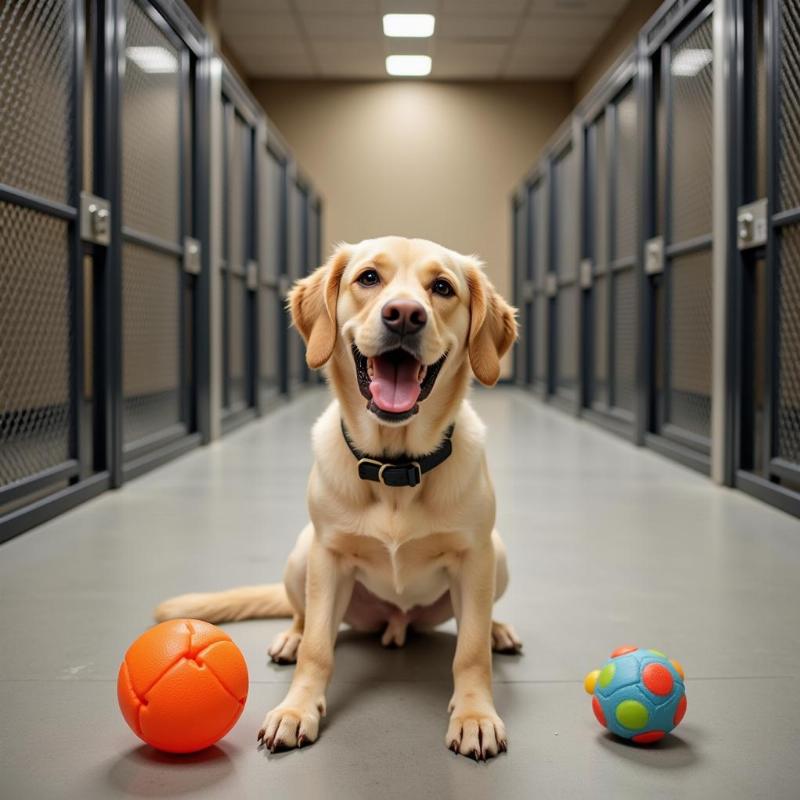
xmin=267 ymin=524 xmax=312 ymax=664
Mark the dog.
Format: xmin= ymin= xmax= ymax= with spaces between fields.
xmin=155 ymin=236 xmax=520 ymax=760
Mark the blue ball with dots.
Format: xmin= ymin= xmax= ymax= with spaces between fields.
xmin=584 ymin=646 xmax=687 ymax=743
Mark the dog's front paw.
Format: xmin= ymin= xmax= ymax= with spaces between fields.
xmin=257 ymin=699 xmax=325 ymax=753
xmin=445 ymin=706 xmax=507 ymax=761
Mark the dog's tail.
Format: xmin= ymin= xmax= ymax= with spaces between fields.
xmin=153 ymin=584 xmax=293 ymax=625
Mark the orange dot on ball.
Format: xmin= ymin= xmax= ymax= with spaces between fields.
xmin=642 ymin=663 xmax=674 ymax=696
xmin=633 ymin=730 xmax=665 ymax=744
xmin=117 ymin=619 xmax=248 ymax=753
xmin=673 ymin=694 xmax=688 ymax=726
xmin=592 ymin=695 xmax=607 ymax=727
xmin=610 ymin=645 xmax=637 ymax=658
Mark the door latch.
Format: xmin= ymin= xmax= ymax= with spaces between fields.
xmin=737 ymin=198 xmax=767 ymax=250
xmin=80 ymin=192 xmax=111 ymax=246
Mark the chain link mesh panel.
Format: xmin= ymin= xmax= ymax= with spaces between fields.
xmin=557 ymin=285 xmax=578 ymax=395
xmin=0 ymin=0 xmax=72 ymax=203
xmin=224 ymin=109 xmax=249 ymax=410
xmin=533 ymin=183 xmax=547 ymax=287
xmin=779 ymin=0 xmax=800 ymax=211
xmin=669 ymin=15 xmax=714 ymax=243
xmin=555 ymin=146 xmax=578 ymax=282
xmin=593 ymin=114 xmax=608 ymax=274
xmin=260 ymin=287 xmax=280 ymax=393
xmin=122 ymin=242 xmax=181 ymax=445
xmin=668 ymin=250 xmax=712 ymax=439
xmin=122 ymin=0 xmax=180 ymax=243
xmin=0 ymin=202 xmax=71 ymax=485
xmin=228 ymin=274 xmax=246 ymax=408
xmin=227 ymin=112 xmax=246 ymax=273
xmin=613 ymin=85 xmax=638 ymax=260
xmin=612 ymin=267 xmax=636 ymax=413
xmin=777 ymin=225 xmax=800 ymax=465
xmin=263 ymin=151 xmax=284 ymax=282
xmin=535 ymin=294 xmax=547 ymax=384
xmin=593 ymin=274 xmax=608 ymax=406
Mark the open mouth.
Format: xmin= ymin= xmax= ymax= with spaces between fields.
xmin=352 ymin=345 xmax=447 ymax=422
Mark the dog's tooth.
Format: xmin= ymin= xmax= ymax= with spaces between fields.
xmin=418 ymin=364 xmax=427 ymax=383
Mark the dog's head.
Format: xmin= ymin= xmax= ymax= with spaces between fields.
xmin=289 ymin=236 xmax=517 ymax=427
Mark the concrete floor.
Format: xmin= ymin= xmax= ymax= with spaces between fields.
xmin=1 ymin=387 xmax=799 ymax=800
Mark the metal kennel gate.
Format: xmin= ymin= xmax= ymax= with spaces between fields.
xmin=287 ymin=170 xmax=310 ymax=390
xmin=512 ymin=190 xmax=529 ymax=385
xmin=642 ymin=1 xmax=715 ymax=473
xmin=259 ymin=130 xmax=290 ymax=403
xmin=580 ymin=53 xmax=641 ymax=440
xmin=0 ymin=0 xmax=109 ymax=540
xmin=549 ymin=132 xmax=581 ymax=410
xmin=117 ymin=0 xmax=205 ymax=477
xmin=219 ymin=66 xmax=258 ymax=430
xmin=732 ymin=0 xmax=800 ymax=516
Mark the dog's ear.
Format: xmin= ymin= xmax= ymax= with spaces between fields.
xmin=465 ymin=260 xmax=518 ymax=386
xmin=288 ymin=244 xmax=351 ymax=369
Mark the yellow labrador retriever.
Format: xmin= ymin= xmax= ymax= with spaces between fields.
xmin=155 ymin=236 xmax=520 ymax=760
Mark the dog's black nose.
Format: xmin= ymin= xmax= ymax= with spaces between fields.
xmin=382 ymin=299 xmax=427 ymax=335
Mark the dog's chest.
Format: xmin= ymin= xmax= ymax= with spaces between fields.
xmin=326 ymin=519 xmax=466 ymax=604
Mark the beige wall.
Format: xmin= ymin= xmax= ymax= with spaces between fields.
xmin=574 ymin=0 xmax=663 ymax=103
xmin=251 ymin=79 xmax=573 ymax=306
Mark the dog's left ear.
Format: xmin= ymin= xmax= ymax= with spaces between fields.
xmin=288 ymin=244 xmax=351 ymax=369
xmin=465 ymin=260 xmax=518 ymax=386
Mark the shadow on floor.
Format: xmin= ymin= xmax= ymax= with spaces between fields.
xmin=105 ymin=743 xmax=238 ymax=797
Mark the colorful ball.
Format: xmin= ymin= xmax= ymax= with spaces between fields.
xmin=117 ymin=619 xmax=249 ymax=753
xmin=584 ymin=646 xmax=686 ymax=744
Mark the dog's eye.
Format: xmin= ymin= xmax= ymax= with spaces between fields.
xmin=357 ymin=269 xmax=380 ymax=287
xmin=432 ymin=278 xmax=454 ymax=297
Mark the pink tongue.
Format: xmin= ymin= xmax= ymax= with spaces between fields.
xmin=369 ymin=355 xmax=421 ymax=413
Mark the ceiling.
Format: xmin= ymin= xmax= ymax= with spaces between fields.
xmin=218 ymin=0 xmax=631 ymax=81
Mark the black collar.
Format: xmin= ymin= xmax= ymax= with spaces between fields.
xmin=340 ymin=420 xmax=455 ymax=488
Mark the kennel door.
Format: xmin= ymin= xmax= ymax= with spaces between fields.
xmin=259 ymin=141 xmax=288 ymax=403
xmin=118 ymin=0 xmax=197 ymax=464
xmin=551 ymin=140 xmax=580 ymax=407
xmin=287 ymin=175 xmax=310 ymax=390
xmin=513 ymin=191 xmax=530 ymax=385
xmin=0 ymin=0 xmax=95 ymax=531
xmin=219 ymin=92 xmax=258 ymax=428
xmin=646 ymin=3 xmax=714 ymax=471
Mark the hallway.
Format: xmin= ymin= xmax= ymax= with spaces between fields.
xmin=1 ymin=387 xmax=799 ymax=799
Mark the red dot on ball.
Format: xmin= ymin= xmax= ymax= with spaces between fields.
xmin=633 ymin=730 xmax=665 ymax=744
xmin=642 ymin=663 xmax=674 ymax=695
xmin=673 ymin=694 xmax=687 ymax=726
xmin=611 ymin=645 xmax=637 ymax=658
xmin=592 ymin=696 xmax=607 ymax=727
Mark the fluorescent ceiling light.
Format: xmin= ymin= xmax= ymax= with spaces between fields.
xmin=126 ymin=46 xmax=178 ymax=74
xmin=383 ymin=13 xmax=435 ymax=38
xmin=671 ymin=48 xmax=712 ymax=77
xmin=386 ymin=55 xmax=432 ymax=77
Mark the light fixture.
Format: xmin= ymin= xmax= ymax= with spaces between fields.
xmin=383 ymin=13 xmax=435 ymax=38
xmin=670 ymin=48 xmax=712 ymax=77
xmin=385 ymin=55 xmax=432 ymax=77
xmin=126 ymin=46 xmax=178 ymax=74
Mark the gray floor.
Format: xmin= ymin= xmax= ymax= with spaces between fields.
xmin=2 ymin=387 xmax=800 ymax=800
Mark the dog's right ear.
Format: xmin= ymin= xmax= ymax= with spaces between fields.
xmin=288 ymin=244 xmax=351 ymax=369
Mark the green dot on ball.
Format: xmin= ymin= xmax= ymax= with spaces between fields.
xmin=616 ymin=700 xmax=649 ymax=729
xmin=598 ymin=663 xmax=616 ymax=688
xmin=649 ymin=649 xmax=667 ymax=658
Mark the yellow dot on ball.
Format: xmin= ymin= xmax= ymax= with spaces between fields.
xmin=671 ymin=658 xmax=685 ymax=680
xmin=584 ymin=670 xmax=600 ymax=695
xmin=616 ymin=699 xmax=649 ymax=730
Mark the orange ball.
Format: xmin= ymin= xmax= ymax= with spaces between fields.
xmin=117 ymin=619 xmax=248 ymax=753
